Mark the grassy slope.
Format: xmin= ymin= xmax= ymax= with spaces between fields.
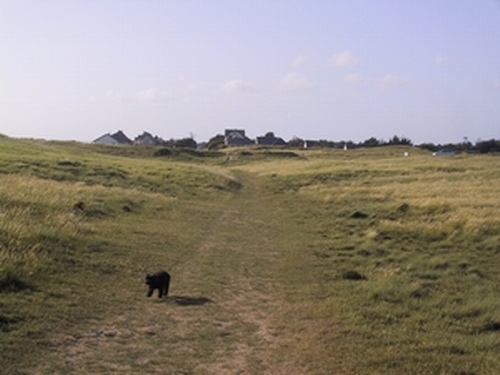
xmin=1 ymin=138 xmax=499 ymax=374
xmin=239 ymin=147 xmax=500 ymax=374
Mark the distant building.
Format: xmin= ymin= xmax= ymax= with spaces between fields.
xmin=134 ymin=131 xmax=158 ymax=146
xmin=93 ymin=130 xmax=132 ymax=145
xmin=255 ymin=132 xmax=286 ymax=146
xmin=93 ymin=134 xmax=119 ymax=145
xmin=174 ymin=138 xmax=197 ymax=149
xmin=303 ymin=140 xmax=319 ymax=148
xmin=224 ymin=129 xmax=253 ymax=147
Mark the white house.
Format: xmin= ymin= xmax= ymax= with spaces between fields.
xmin=93 ymin=133 xmax=121 ymax=145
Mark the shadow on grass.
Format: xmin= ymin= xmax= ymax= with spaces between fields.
xmin=168 ymin=295 xmax=214 ymax=306
xmin=0 ymin=314 xmax=23 ymax=332
xmin=0 ymin=271 xmax=36 ymax=293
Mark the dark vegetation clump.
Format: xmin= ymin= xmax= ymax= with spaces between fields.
xmin=226 ymin=179 xmax=243 ymax=191
xmin=172 ymin=296 xmax=213 ymax=306
xmin=154 ymin=148 xmax=174 ymax=157
xmin=73 ymin=201 xmax=85 ymax=212
xmin=261 ymin=150 xmax=301 ymax=158
xmin=57 ymin=160 xmax=81 ymax=167
xmin=409 ymin=282 xmax=436 ymax=299
xmin=476 ymin=320 xmax=500 ymax=334
xmin=351 ymin=211 xmax=369 ymax=219
xmin=76 ymin=201 xmax=115 ymax=218
xmin=342 ymin=270 xmax=367 ymax=280
xmin=214 ymin=179 xmax=243 ymax=192
xmin=154 ymin=148 xmax=223 ymax=159
xmin=397 ymin=203 xmax=410 ymax=213
xmin=0 ymin=314 xmax=22 ymax=332
xmin=0 ymin=271 xmax=33 ymax=293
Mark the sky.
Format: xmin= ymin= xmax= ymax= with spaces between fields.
xmin=1 ymin=1 xmax=500 ymax=144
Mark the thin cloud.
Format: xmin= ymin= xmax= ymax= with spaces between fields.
xmin=94 ymin=89 xmax=173 ymax=102
xmin=344 ymin=73 xmax=412 ymax=89
xmin=435 ymin=55 xmax=449 ymax=66
xmin=344 ymin=73 xmax=369 ymax=84
xmin=494 ymin=79 xmax=500 ymax=89
xmin=136 ymin=89 xmax=172 ymax=102
xmin=277 ymin=73 xmax=312 ymax=91
xmin=223 ymin=79 xmax=259 ymax=93
xmin=104 ymin=90 xmax=123 ymax=100
xmin=330 ymin=51 xmax=358 ymax=67
xmin=292 ymin=55 xmax=309 ymax=67
xmin=378 ymin=74 xmax=412 ymax=89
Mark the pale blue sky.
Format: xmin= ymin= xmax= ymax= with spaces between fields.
xmin=1 ymin=1 xmax=500 ymax=144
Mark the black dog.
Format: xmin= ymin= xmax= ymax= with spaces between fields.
xmin=145 ymin=270 xmax=170 ymax=298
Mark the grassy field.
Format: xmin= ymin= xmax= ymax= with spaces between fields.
xmin=1 ymin=137 xmax=499 ymax=374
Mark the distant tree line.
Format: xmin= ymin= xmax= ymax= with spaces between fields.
xmin=146 ymin=136 xmax=197 ymax=149
xmin=418 ymin=139 xmax=500 ymax=154
xmin=130 ymin=130 xmax=500 ymax=154
xmin=203 ymin=133 xmax=500 ymax=153
xmin=205 ymin=134 xmax=414 ymax=150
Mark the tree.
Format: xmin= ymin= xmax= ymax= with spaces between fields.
xmin=418 ymin=143 xmax=438 ymax=152
xmin=287 ymin=137 xmax=304 ymax=148
xmin=362 ymin=137 xmax=381 ymax=147
xmin=174 ymin=138 xmax=197 ymax=149
xmin=476 ymin=139 xmax=500 ymax=154
xmin=387 ymin=135 xmax=412 ymax=146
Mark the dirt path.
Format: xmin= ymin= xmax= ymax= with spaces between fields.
xmin=38 ymin=170 xmax=310 ymax=374
xmin=174 ymin=170 xmax=303 ymax=374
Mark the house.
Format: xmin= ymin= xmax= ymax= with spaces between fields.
xmin=303 ymin=140 xmax=319 ymax=148
xmin=224 ymin=129 xmax=253 ymax=147
xmin=255 ymin=132 xmax=286 ymax=146
xmin=196 ymin=142 xmax=207 ymax=150
xmin=93 ymin=133 xmax=119 ymax=145
xmin=110 ymin=130 xmax=133 ymax=144
xmin=93 ymin=130 xmax=132 ymax=145
xmin=174 ymin=138 xmax=197 ymax=149
xmin=134 ymin=131 xmax=158 ymax=146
